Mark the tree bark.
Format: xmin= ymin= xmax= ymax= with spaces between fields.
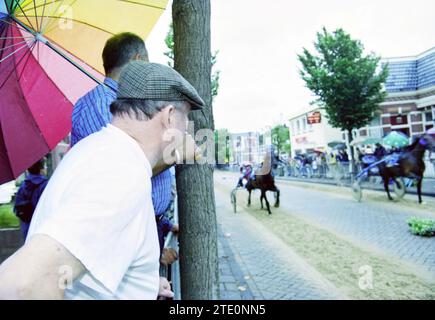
xmin=172 ymin=0 xmax=219 ymax=300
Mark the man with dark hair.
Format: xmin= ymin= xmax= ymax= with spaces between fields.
xmin=13 ymin=159 xmax=48 ymax=239
xmin=71 ymin=33 xmax=178 ymax=265
xmin=0 ymin=62 xmax=204 ymax=300
xmin=71 ymin=32 xmax=148 ymax=145
xmin=102 ymin=32 xmax=149 ymax=77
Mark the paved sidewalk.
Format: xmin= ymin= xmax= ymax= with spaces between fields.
xmin=216 ymin=186 xmax=343 ymax=300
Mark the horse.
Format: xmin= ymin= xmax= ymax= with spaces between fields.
xmin=378 ymin=133 xmax=435 ymax=203
xmin=245 ymin=147 xmax=280 ymax=214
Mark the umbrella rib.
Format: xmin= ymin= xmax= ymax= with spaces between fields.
xmin=0 ymin=41 xmax=34 ymax=63
xmin=118 ymin=0 xmax=167 ymax=10
xmin=19 ymin=0 xmax=37 ymax=11
xmin=40 ymin=0 xmax=78 ymax=34
xmin=37 ymin=33 xmax=39 ymax=60
xmin=32 ymin=0 xmax=40 ymax=32
xmin=39 ymin=0 xmax=48 ymax=33
xmin=43 ymin=15 xmax=115 ymax=36
xmin=10 ymin=38 xmax=52 ymax=168
xmin=12 ymin=15 xmax=102 ymax=87
xmin=8 ymin=0 xmax=14 ymax=13
xmin=16 ymin=41 xmax=37 ymax=82
xmin=40 ymin=0 xmax=67 ymax=34
xmin=21 ymin=0 xmax=167 ymax=13
xmin=0 ymin=36 xmax=34 ymax=40
xmin=13 ymin=1 xmax=36 ymax=31
xmin=0 ymin=25 xmax=7 ymax=63
xmin=0 ymin=40 xmax=36 ymax=91
xmin=0 ymin=16 xmax=34 ymax=35
xmin=0 ymin=39 xmax=32 ymax=52
xmin=21 ymin=0 xmax=68 ymax=14
xmin=0 ymin=38 xmax=34 ymax=67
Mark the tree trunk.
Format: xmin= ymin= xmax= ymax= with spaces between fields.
xmin=172 ymin=0 xmax=219 ymax=300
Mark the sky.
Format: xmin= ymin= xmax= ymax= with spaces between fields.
xmin=146 ymin=0 xmax=435 ymax=133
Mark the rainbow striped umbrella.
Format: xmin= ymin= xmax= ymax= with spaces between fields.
xmin=0 ymin=0 xmax=168 ymax=184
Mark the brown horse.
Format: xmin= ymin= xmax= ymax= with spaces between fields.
xmin=245 ymin=147 xmax=280 ymax=214
xmin=378 ymin=133 xmax=434 ymax=203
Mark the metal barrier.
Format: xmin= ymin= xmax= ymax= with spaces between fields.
xmin=284 ymin=158 xmax=435 ymax=180
xmin=285 ymin=162 xmax=351 ymax=181
xmin=159 ymin=196 xmax=181 ymax=300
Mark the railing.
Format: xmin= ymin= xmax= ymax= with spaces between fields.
xmin=283 ymin=158 xmax=435 ymax=180
xmin=284 ymin=162 xmax=350 ymax=181
xmin=159 ymin=196 xmax=181 ymax=300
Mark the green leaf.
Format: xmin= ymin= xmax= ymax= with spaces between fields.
xmin=298 ymin=27 xmax=388 ymax=134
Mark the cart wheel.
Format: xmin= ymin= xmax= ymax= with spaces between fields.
xmin=393 ymin=178 xmax=406 ymax=199
xmin=231 ymin=189 xmax=237 ymax=213
xmin=352 ymin=181 xmax=362 ymax=202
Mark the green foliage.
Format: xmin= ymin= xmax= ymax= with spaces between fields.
xmin=407 ymin=216 xmax=435 ymax=237
xmin=0 ymin=204 xmax=19 ymax=229
xmin=271 ymin=125 xmax=291 ymax=155
xmin=215 ymin=129 xmax=232 ymax=164
xmin=298 ymin=27 xmax=388 ymax=134
xmin=165 ymin=23 xmax=220 ymax=100
xmin=211 ymin=53 xmax=220 ymax=100
xmin=164 ymin=23 xmax=174 ymax=66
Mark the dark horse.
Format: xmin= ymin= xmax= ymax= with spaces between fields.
xmin=378 ymin=133 xmax=434 ymax=203
xmin=245 ymin=147 xmax=280 ymax=214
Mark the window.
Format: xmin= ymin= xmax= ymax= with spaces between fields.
xmin=297 ymin=120 xmax=301 ymax=135
xmin=302 ymin=118 xmax=307 ymax=132
xmin=425 ymin=111 xmax=433 ymax=122
xmin=369 ymin=127 xmax=383 ymax=138
xmin=390 ymin=115 xmax=408 ymax=126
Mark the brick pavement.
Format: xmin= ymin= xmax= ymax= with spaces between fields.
xmin=216 ymin=186 xmax=343 ymax=300
xmin=272 ymin=180 xmax=435 ymax=276
xmin=217 ymin=171 xmax=435 ymax=277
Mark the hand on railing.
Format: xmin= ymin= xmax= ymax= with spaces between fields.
xmin=171 ymin=224 xmax=179 ymax=234
xmin=160 ymin=248 xmax=179 ymax=266
xmin=158 ymin=277 xmax=174 ymax=300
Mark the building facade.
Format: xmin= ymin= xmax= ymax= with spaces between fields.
xmin=288 ymin=108 xmax=343 ymax=157
xmin=358 ymin=46 xmax=435 ymax=140
xmin=231 ymin=132 xmax=264 ymax=165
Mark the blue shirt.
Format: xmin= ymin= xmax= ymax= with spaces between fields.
xmin=71 ymin=77 xmax=173 ymax=215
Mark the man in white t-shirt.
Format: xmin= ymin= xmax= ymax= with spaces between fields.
xmin=0 ymin=62 xmax=205 ymax=300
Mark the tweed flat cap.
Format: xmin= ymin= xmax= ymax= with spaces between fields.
xmin=117 ymin=61 xmax=205 ymax=110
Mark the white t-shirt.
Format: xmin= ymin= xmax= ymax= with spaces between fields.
xmin=27 ymin=124 xmax=160 ymax=300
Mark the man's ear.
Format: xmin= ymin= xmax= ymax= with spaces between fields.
xmin=162 ymin=105 xmax=176 ymax=129
xmin=133 ymin=53 xmax=148 ymax=62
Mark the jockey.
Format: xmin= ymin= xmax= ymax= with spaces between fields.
xmin=237 ymin=162 xmax=254 ymax=188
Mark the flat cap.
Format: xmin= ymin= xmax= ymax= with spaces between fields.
xmin=117 ymin=61 xmax=205 ymax=110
